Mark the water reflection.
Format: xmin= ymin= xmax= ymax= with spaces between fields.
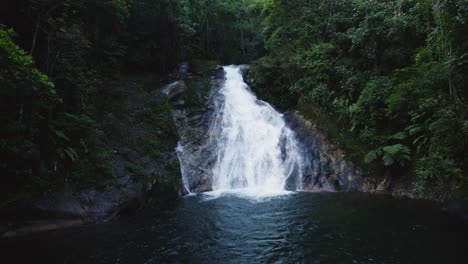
xmin=1 ymin=192 xmax=467 ymax=263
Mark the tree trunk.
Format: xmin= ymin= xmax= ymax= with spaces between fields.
xmin=30 ymin=20 xmax=40 ymax=56
xmin=19 ymin=103 xmax=24 ymax=124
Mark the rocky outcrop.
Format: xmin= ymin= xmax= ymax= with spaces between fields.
xmin=284 ymin=111 xmax=414 ymax=196
xmin=172 ymin=65 xmax=226 ymax=193
xmin=1 ymin=66 xmax=190 ymax=237
xmin=32 ymin=76 xmax=183 ymax=221
xmin=285 ymin=110 xmax=468 ymax=220
xmin=285 ymin=111 xmax=366 ymax=192
xmin=178 ymin=65 xmax=372 ymax=194
xmin=161 ymin=81 xmax=188 ymax=100
xmin=175 ymin=64 xmax=371 ymax=194
xmin=2 ymin=61 xmax=228 ymax=237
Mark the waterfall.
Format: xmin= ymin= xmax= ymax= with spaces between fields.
xmin=210 ymin=65 xmax=303 ymax=194
xmin=176 ymin=142 xmax=191 ymax=194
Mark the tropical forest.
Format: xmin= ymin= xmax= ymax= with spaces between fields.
xmin=1 ymin=0 xmax=467 ymax=263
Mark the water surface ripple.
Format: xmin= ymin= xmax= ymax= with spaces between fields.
xmin=1 ymin=192 xmax=467 ymax=263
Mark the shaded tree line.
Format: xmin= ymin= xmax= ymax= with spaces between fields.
xmin=0 ymin=0 xmax=264 ymax=201
xmin=251 ymin=0 xmax=467 ymax=195
xmin=2 ymin=0 xmax=466 ymax=201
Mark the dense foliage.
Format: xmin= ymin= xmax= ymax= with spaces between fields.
xmin=251 ymin=0 xmax=467 ymax=195
xmin=0 ymin=0 xmax=263 ymax=201
xmin=1 ymin=0 xmax=466 ymax=201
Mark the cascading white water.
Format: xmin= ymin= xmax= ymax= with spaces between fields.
xmin=176 ymin=142 xmax=191 ymax=194
xmin=211 ymin=65 xmax=303 ymax=195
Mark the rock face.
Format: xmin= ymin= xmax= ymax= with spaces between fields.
xmin=32 ymin=74 xmax=184 ymax=222
xmin=172 ymin=66 xmax=226 ymax=193
xmin=161 ymin=81 xmax=188 ymax=100
xmin=174 ymin=65 xmax=370 ymax=194
xmin=285 ymin=111 xmax=365 ymax=192
xmin=283 ymin=108 xmax=468 ymax=220
xmin=283 ymin=112 xmax=397 ymax=195
xmin=2 ymin=61 xmax=228 ymax=236
xmin=2 ymin=66 xmax=191 ymax=236
xmin=171 ymin=65 xmax=414 ymax=199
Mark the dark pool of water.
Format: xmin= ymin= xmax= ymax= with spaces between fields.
xmin=1 ymin=192 xmax=468 ymax=263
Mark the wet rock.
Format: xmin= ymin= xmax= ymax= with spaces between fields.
xmin=284 ymin=111 xmax=365 ymax=192
xmin=172 ymin=65 xmax=226 ymax=193
xmin=176 ymin=62 xmax=189 ymax=79
xmin=1 ymin=64 xmax=200 ymax=237
xmin=161 ymin=81 xmax=188 ymax=100
xmin=125 ymin=150 xmax=140 ymax=162
xmin=376 ymin=171 xmax=392 ymax=192
xmin=238 ymin=64 xmax=251 ymax=73
xmin=238 ymin=64 xmax=252 ymax=85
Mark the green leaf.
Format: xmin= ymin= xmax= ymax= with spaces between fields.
xmin=389 ymin=132 xmax=407 ymax=140
xmin=364 ymin=149 xmax=382 ymax=163
xmin=50 ymin=128 xmax=70 ymax=141
xmin=382 ymin=154 xmax=395 ymax=166
xmin=382 ymin=144 xmax=410 ymax=156
xmin=405 ymin=125 xmax=422 ymax=135
xmin=64 ymin=147 xmax=78 ymax=161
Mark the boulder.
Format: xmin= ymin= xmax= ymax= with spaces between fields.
xmin=161 ymin=81 xmax=188 ymax=100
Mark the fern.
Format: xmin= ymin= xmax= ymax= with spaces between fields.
xmin=389 ymin=132 xmax=407 ymax=140
xmin=382 ymin=144 xmax=408 ymax=155
xmin=405 ymin=124 xmax=422 ymax=136
xmin=365 ymin=144 xmax=411 ymax=166
xmin=50 ymin=128 xmax=70 ymax=141
xmin=364 ymin=148 xmax=382 ymax=163
xmin=382 ymin=144 xmax=411 ymax=166
xmin=64 ymin=147 xmax=78 ymax=161
xmin=382 ymin=154 xmax=395 ymax=166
